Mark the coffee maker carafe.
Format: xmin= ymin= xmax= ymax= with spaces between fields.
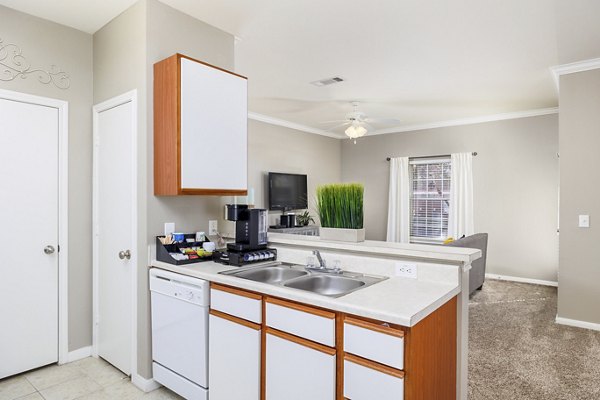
xmin=225 ymin=204 xmax=268 ymax=252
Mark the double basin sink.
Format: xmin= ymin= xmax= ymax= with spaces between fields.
xmin=220 ymin=262 xmax=387 ymax=298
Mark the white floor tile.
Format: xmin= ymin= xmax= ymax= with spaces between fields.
xmin=13 ymin=393 xmax=43 ymax=400
xmin=73 ymin=357 xmax=126 ymax=387
xmin=38 ymin=376 xmax=102 ymax=400
xmin=24 ymin=364 xmax=84 ymax=391
xmin=0 ymin=376 xmax=36 ymax=400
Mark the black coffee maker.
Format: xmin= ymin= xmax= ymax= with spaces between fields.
xmin=225 ymin=204 xmax=268 ymax=252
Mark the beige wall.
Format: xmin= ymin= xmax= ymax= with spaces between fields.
xmin=342 ymin=115 xmax=559 ymax=282
xmin=247 ymin=119 xmax=342 ymax=228
xmin=0 ymin=5 xmax=94 ymax=351
xmin=557 ymin=69 xmax=600 ymax=325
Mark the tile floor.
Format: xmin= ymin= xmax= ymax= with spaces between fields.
xmin=0 ymin=357 xmax=182 ymax=400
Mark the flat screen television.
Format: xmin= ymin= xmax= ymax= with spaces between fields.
xmin=268 ymin=172 xmax=308 ymax=211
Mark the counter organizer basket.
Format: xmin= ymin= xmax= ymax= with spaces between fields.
xmin=156 ymin=235 xmax=214 ymax=265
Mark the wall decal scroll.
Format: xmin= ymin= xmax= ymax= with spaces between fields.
xmin=0 ymin=38 xmax=70 ymax=89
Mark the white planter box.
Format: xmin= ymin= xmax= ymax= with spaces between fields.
xmin=319 ymin=227 xmax=365 ymax=242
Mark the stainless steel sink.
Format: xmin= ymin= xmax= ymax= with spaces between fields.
xmin=283 ymin=275 xmax=365 ymax=296
xmin=220 ymin=262 xmax=387 ymax=298
xmin=230 ymin=265 xmax=308 ymax=284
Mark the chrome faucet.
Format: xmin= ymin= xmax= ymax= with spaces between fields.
xmin=313 ymin=250 xmax=326 ymax=268
xmin=307 ymin=250 xmax=343 ymax=274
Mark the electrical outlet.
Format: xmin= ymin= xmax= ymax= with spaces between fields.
xmin=164 ymin=222 xmax=175 ymax=236
xmin=579 ymin=215 xmax=590 ymax=228
xmin=395 ymin=262 xmax=417 ymax=279
xmin=209 ymin=220 xmax=218 ymax=235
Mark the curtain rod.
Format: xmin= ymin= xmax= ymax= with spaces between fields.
xmin=386 ymin=152 xmax=477 ymax=161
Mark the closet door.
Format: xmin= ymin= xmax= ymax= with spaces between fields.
xmin=0 ymin=95 xmax=59 ymax=378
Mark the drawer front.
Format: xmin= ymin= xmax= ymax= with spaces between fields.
xmin=266 ymin=298 xmax=335 ymax=347
xmin=344 ymin=359 xmax=404 ymax=400
xmin=210 ymin=285 xmax=262 ymax=324
xmin=344 ymin=318 xmax=404 ymax=369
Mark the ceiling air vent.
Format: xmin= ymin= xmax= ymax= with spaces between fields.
xmin=310 ymin=76 xmax=345 ymax=87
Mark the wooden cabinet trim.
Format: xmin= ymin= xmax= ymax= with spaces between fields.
xmin=210 ymin=309 xmax=261 ymax=331
xmin=344 ymin=353 xmax=405 ymax=379
xmin=344 ymin=316 xmax=405 ymax=338
xmin=211 ymin=283 xmax=263 ymax=300
xmin=178 ymin=53 xmax=248 ymax=80
xmin=266 ymin=327 xmax=337 ymax=356
xmin=265 ymin=296 xmax=336 ymax=319
xmin=180 ymin=188 xmax=247 ymax=195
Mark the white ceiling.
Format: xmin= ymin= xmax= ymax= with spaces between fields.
xmin=3 ymin=0 xmax=600 ymax=137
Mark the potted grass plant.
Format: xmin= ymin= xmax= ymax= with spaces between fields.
xmin=316 ymin=183 xmax=365 ymax=242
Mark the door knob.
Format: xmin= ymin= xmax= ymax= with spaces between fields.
xmin=118 ymin=250 xmax=131 ymax=260
xmin=43 ymin=245 xmax=55 ymax=255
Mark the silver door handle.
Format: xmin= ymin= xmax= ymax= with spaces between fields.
xmin=118 ymin=250 xmax=131 ymax=260
xmin=44 ymin=245 xmax=55 ymax=255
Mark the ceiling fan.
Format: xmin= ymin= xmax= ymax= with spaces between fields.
xmin=322 ymin=102 xmax=401 ymax=143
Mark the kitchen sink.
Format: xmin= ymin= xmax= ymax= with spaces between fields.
xmin=229 ymin=265 xmax=308 ymax=284
xmin=220 ymin=262 xmax=387 ymax=298
xmin=283 ymin=275 xmax=365 ymax=296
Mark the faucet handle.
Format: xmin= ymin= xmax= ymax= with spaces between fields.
xmin=332 ymin=260 xmax=342 ymax=272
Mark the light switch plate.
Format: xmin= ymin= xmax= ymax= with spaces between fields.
xmin=395 ymin=262 xmax=418 ymax=279
xmin=579 ymin=215 xmax=590 ymax=228
xmin=164 ymin=222 xmax=175 ymax=236
xmin=209 ymin=220 xmax=218 ymax=235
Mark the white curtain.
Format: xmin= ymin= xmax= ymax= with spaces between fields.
xmin=386 ymin=157 xmax=410 ymax=243
xmin=448 ymin=152 xmax=474 ymax=239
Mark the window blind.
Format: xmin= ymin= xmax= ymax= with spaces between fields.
xmin=410 ymin=159 xmax=451 ymax=240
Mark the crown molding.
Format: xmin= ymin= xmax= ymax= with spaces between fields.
xmin=369 ymin=107 xmax=559 ymax=136
xmin=550 ymin=57 xmax=600 ymax=91
xmin=249 ymin=107 xmax=558 ymax=139
xmin=248 ymin=112 xmax=341 ymax=139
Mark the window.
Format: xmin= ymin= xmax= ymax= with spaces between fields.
xmin=410 ymin=158 xmax=451 ymax=242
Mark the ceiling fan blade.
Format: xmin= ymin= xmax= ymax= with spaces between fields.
xmin=319 ymin=119 xmax=348 ymax=125
xmin=363 ymin=122 xmax=377 ymax=132
xmin=325 ymin=122 xmax=351 ymax=132
xmin=364 ymin=117 xmax=402 ymax=125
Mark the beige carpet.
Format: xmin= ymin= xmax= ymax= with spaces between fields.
xmin=468 ymin=280 xmax=600 ymax=399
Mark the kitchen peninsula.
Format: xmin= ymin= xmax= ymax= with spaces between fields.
xmin=151 ymin=233 xmax=480 ymax=400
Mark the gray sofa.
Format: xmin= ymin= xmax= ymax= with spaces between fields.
xmin=444 ymin=233 xmax=488 ymax=295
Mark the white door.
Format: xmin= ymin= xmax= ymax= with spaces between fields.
xmin=94 ymin=94 xmax=136 ymax=375
xmin=209 ymin=314 xmax=261 ymax=400
xmin=266 ymin=332 xmax=336 ymax=400
xmin=0 ymin=97 xmax=59 ymax=378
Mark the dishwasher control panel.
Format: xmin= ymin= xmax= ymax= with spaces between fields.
xmin=150 ymin=268 xmax=210 ymax=306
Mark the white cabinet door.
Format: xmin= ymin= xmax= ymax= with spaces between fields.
xmin=180 ymin=57 xmax=247 ymax=191
xmin=266 ymin=331 xmax=336 ymax=400
xmin=209 ymin=313 xmax=261 ymax=400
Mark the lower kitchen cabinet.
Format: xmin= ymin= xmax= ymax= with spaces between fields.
xmin=209 ymin=310 xmax=261 ymax=400
xmin=265 ymin=329 xmax=336 ymax=400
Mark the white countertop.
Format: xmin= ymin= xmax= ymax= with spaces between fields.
xmin=150 ymin=259 xmax=460 ymax=327
xmin=267 ymin=233 xmax=481 ymax=266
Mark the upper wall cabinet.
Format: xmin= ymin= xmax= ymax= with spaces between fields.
xmin=154 ymin=54 xmax=248 ymax=195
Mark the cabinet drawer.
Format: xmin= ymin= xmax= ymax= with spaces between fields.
xmin=344 ymin=317 xmax=404 ymax=369
xmin=344 ymin=356 xmax=404 ymax=400
xmin=210 ymin=284 xmax=262 ymax=324
xmin=265 ymin=298 xmax=335 ymax=347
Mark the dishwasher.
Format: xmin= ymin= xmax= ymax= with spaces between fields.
xmin=150 ymin=269 xmax=209 ymax=400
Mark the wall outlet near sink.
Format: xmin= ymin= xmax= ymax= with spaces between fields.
xmin=209 ymin=220 xmax=218 ymax=235
xmin=395 ymin=262 xmax=417 ymax=279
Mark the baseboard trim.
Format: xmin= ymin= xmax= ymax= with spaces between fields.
xmin=66 ymin=346 xmax=92 ymax=363
xmin=555 ymin=316 xmax=600 ymax=332
xmin=485 ymin=273 xmax=558 ymax=287
xmin=132 ymin=374 xmax=162 ymax=393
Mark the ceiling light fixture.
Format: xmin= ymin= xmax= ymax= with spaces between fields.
xmin=345 ymin=121 xmax=367 ymax=143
